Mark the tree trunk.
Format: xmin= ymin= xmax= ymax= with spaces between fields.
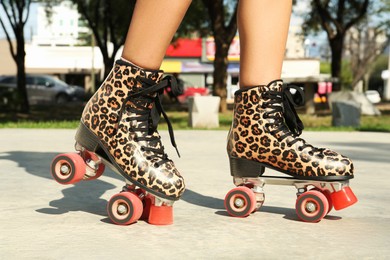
xmin=329 ymin=34 xmax=344 ymax=92
xmin=201 ymin=0 xmax=237 ymax=113
xmin=213 ymin=41 xmax=229 ymax=113
xmin=16 ymin=32 xmax=29 ymax=113
xmin=104 ymin=56 xmax=115 ymax=81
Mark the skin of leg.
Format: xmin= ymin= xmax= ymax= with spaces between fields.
xmin=122 ymin=0 xmax=192 ymax=70
xmin=238 ymin=0 xmax=292 ymax=87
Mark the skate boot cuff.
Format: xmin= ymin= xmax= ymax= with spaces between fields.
xmin=234 ymin=79 xmax=284 ymax=95
xmin=117 ymin=58 xmax=164 ymax=74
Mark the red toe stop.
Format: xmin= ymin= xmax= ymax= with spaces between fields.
xmin=331 ymin=186 xmax=358 ymax=210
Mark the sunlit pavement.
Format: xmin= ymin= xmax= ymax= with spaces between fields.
xmin=1 ymin=129 xmax=389 ymax=259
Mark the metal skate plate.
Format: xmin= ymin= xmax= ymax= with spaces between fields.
xmin=124 ymin=180 xmax=174 ymax=206
xmin=233 ymin=176 xmax=350 ymax=194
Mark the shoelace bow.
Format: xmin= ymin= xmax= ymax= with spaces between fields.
xmin=117 ymin=75 xmax=181 ymax=167
xmin=262 ymin=84 xmax=322 ymax=154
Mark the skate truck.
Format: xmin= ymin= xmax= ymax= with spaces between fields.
xmin=224 ymin=174 xmax=357 ymax=223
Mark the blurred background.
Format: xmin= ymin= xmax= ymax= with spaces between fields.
xmin=0 ymin=0 xmax=389 ymax=130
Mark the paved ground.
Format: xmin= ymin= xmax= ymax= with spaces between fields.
xmin=0 ymin=129 xmax=389 ymax=259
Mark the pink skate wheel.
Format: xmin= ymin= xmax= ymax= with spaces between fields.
xmin=107 ymin=192 xmax=143 ymax=225
xmin=312 ymin=188 xmax=333 ymax=214
xmin=331 ymin=186 xmax=358 ymax=210
xmin=322 ymin=189 xmax=334 ymax=214
xmin=148 ymin=204 xmax=173 ymax=225
xmin=224 ymin=186 xmax=256 ymax=218
xmin=296 ymin=190 xmax=329 ymax=223
xmin=51 ymin=153 xmax=86 ymax=184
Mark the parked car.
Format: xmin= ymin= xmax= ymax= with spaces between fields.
xmin=0 ymin=74 xmax=85 ymax=105
xmin=177 ymin=87 xmax=210 ymax=104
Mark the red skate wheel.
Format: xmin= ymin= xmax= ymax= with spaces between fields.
xmin=148 ymin=204 xmax=173 ymax=225
xmin=51 ymin=153 xmax=86 ymax=185
xmin=140 ymin=194 xmax=152 ymax=221
xmin=331 ymin=186 xmax=358 ymax=210
xmin=107 ymin=192 xmax=143 ymax=225
xmin=224 ymin=186 xmax=256 ymax=218
xmin=312 ymin=188 xmax=333 ymax=214
xmin=296 ymin=190 xmax=329 ymax=223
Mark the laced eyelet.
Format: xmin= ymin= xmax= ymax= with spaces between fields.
xmin=140 ymin=147 xmax=145 ymax=152
xmin=298 ymin=146 xmax=303 ymax=151
xmin=308 ymin=151 xmax=314 ymax=156
xmin=154 ymin=163 xmax=159 ymax=168
xmin=287 ymin=142 xmax=293 ymax=147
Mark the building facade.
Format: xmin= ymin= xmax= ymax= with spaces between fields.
xmin=0 ymin=2 xmax=332 ymax=111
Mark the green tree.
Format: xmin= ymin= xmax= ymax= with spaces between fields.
xmin=74 ymin=0 xmax=136 ymax=80
xmin=176 ymin=0 xmax=210 ymax=39
xmin=0 ymin=0 xmax=32 ymax=113
xmin=41 ymin=0 xmax=134 ymax=80
xmin=177 ymin=0 xmax=237 ymax=112
xmin=201 ymin=0 xmax=237 ymax=113
xmin=344 ymin=2 xmax=390 ymax=90
xmin=302 ymin=0 xmax=370 ymax=90
xmin=368 ymin=54 xmax=389 ymax=94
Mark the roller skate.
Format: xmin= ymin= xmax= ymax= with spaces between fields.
xmin=51 ymin=59 xmax=185 ymax=225
xmin=224 ymin=80 xmax=357 ymax=222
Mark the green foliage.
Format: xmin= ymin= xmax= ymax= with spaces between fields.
xmin=2 ymin=110 xmax=390 ymax=132
xmin=176 ymin=0 xmax=237 ymax=39
xmin=301 ymin=0 xmax=372 ymax=36
xmin=320 ymin=59 xmax=355 ymax=91
xmin=176 ymin=0 xmax=210 ymax=39
xmin=368 ymin=54 xmax=389 ymax=92
xmin=74 ymin=0 xmax=134 ymax=45
xmin=320 ymin=62 xmax=331 ymax=74
xmin=340 ymin=60 xmax=353 ymax=90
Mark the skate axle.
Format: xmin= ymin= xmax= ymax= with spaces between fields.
xmin=234 ymin=198 xmax=245 ymax=208
xmin=305 ymin=202 xmax=317 ymax=213
xmin=60 ymin=164 xmax=71 ymax=175
xmin=117 ymin=203 xmax=129 ymax=215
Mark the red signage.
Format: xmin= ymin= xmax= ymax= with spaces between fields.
xmin=205 ymin=37 xmax=240 ymax=61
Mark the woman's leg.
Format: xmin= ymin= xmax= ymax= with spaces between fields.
xmin=237 ymin=0 xmax=292 ymax=87
xmin=226 ymin=0 xmax=356 ymax=215
xmin=74 ymin=1 xmax=192 ymax=225
xmin=122 ymin=0 xmax=192 ymax=70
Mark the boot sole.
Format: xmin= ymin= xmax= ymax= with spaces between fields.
xmin=75 ymin=121 xmax=179 ymax=201
xmin=229 ymin=156 xmax=354 ymax=181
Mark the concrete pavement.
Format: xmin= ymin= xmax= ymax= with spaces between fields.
xmin=0 ymin=129 xmax=389 ymax=259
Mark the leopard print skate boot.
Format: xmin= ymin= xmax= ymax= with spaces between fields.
xmin=228 ymin=79 xmax=354 ymax=180
xmin=51 ymin=59 xmax=185 ymax=225
xmin=224 ymin=80 xmax=357 ymax=220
